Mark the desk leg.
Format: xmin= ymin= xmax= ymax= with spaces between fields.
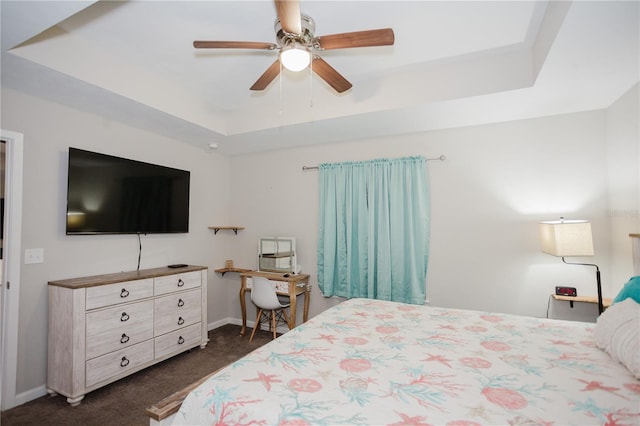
xmin=239 ymin=278 xmax=247 ymax=336
xmin=289 ymin=286 xmax=297 ymax=330
xmin=303 ymin=281 xmax=310 ymax=323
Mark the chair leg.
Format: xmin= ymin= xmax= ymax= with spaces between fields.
xmin=271 ymin=310 xmax=277 ymax=340
xmin=250 ymin=308 xmax=263 ymax=342
xmin=282 ymin=309 xmax=291 ymax=330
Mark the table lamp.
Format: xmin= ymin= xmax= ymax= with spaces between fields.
xmin=539 ymin=218 xmax=604 ymax=314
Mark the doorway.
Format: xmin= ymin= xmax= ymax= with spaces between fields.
xmin=0 ymin=129 xmax=24 ymax=410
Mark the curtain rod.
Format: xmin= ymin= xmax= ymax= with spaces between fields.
xmin=302 ymin=155 xmax=446 ymax=171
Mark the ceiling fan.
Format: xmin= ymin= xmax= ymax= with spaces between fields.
xmin=193 ymin=0 xmax=394 ymax=93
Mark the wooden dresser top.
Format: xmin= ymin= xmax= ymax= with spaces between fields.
xmin=48 ymin=265 xmax=207 ymax=289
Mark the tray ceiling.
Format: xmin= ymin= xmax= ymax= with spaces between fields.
xmin=1 ymin=1 xmax=638 ymax=155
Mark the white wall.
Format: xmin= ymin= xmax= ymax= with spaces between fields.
xmin=228 ymin=90 xmax=638 ymax=325
xmin=0 ymin=83 xmax=637 ymax=406
xmin=0 ymin=88 xmax=232 ymax=398
xmin=606 ymin=84 xmax=640 ymax=287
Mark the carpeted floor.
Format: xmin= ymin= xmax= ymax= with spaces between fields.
xmin=1 ymin=324 xmax=274 ymax=426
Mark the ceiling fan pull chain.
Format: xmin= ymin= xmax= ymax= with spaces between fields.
xmin=309 ymin=59 xmax=313 ymax=109
xmin=279 ymin=60 xmax=284 ymax=118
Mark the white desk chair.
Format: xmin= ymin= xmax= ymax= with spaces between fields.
xmin=250 ymin=276 xmax=291 ymax=342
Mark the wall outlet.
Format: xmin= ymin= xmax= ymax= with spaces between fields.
xmin=25 ymin=248 xmax=44 ymax=264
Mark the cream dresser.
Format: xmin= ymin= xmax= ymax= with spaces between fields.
xmin=47 ymin=265 xmax=208 ymax=406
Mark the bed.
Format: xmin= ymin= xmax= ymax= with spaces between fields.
xmin=148 ymin=236 xmax=640 ymax=425
xmin=157 ymin=296 xmax=639 ymax=425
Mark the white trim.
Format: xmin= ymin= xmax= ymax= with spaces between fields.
xmin=14 ymin=385 xmax=47 ymax=408
xmin=207 ymin=318 xmax=234 ymax=330
xmin=210 ymin=317 xmax=289 ymax=334
xmin=1 ymin=129 xmax=24 ymax=410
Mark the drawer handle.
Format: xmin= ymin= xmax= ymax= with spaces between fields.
xmin=177 ymin=299 xmax=185 ymax=307
xmin=120 ymin=333 xmax=130 ymax=344
xmin=177 ymin=279 xmax=185 ymax=287
xmin=120 ymin=356 xmax=130 ymax=368
xmin=120 ymin=288 xmax=130 ymax=298
xmin=177 ymin=316 xmax=185 ymax=326
xmin=120 ymin=312 xmax=129 ymax=322
xmin=178 ymin=336 xmax=185 ymax=345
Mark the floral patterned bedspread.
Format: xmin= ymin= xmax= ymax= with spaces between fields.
xmin=173 ymin=298 xmax=640 ymax=425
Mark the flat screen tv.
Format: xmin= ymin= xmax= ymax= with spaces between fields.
xmin=66 ymin=148 xmax=190 ymax=235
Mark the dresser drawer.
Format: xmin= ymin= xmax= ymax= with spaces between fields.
xmin=85 ymin=340 xmax=154 ymax=388
xmin=86 ymin=278 xmax=154 ymax=310
xmin=154 ymin=271 xmax=201 ymax=296
xmin=86 ymin=300 xmax=154 ymax=360
xmin=154 ymin=323 xmax=202 ymax=359
xmin=154 ymin=289 xmax=202 ymax=335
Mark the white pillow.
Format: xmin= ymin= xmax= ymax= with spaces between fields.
xmin=594 ymin=298 xmax=640 ymax=378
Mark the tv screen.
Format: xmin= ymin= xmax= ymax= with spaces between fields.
xmin=66 ymin=148 xmax=190 ymax=235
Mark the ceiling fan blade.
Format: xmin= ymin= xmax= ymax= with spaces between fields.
xmin=250 ymin=60 xmax=281 ymax=91
xmin=275 ymin=0 xmax=302 ymax=34
xmin=194 ymin=41 xmax=277 ymax=50
xmin=315 ymin=28 xmax=395 ymax=50
xmin=312 ymin=57 xmax=352 ymax=93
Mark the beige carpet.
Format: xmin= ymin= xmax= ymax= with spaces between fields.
xmin=1 ymin=324 xmax=274 ymax=426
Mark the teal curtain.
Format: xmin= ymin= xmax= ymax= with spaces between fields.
xmin=317 ymin=156 xmax=429 ymax=304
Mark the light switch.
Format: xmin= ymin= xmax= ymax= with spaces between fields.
xmin=25 ymin=248 xmax=44 ymax=264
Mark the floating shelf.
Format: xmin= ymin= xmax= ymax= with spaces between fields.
xmin=208 ymin=226 xmax=245 ymax=235
xmin=214 ymin=267 xmax=252 ymax=276
xmin=552 ymin=294 xmax=612 ymax=309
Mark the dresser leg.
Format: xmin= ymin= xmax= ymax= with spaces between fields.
xmin=67 ymin=395 xmax=84 ymax=406
xmin=46 ymin=388 xmax=57 ymax=397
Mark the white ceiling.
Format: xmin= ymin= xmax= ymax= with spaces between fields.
xmin=1 ymin=1 xmax=638 ymax=156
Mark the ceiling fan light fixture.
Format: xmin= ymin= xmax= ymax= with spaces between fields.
xmin=280 ymin=43 xmax=311 ymax=72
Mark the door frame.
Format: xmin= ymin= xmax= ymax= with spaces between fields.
xmin=0 ymin=129 xmax=24 ymax=410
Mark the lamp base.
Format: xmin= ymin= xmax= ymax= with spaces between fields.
xmin=561 ymin=257 xmax=604 ymax=315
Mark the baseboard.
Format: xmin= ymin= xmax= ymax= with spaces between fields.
xmin=208 ymin=318 xmax=288 ymax=334
xmin=11 ymin=385 xmax=48 ymax=409
xmin=208 ymin=317 xmax=237 ymax=330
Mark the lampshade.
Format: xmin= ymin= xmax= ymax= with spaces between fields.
xmin=280 ymin=44 xmax=310 ymax=72
xmin=539 ymin=220 xmax=594 ymax=257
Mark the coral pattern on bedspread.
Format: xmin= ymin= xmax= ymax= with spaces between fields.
xmin=173 ymin=298 xmax=640 ymax=426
